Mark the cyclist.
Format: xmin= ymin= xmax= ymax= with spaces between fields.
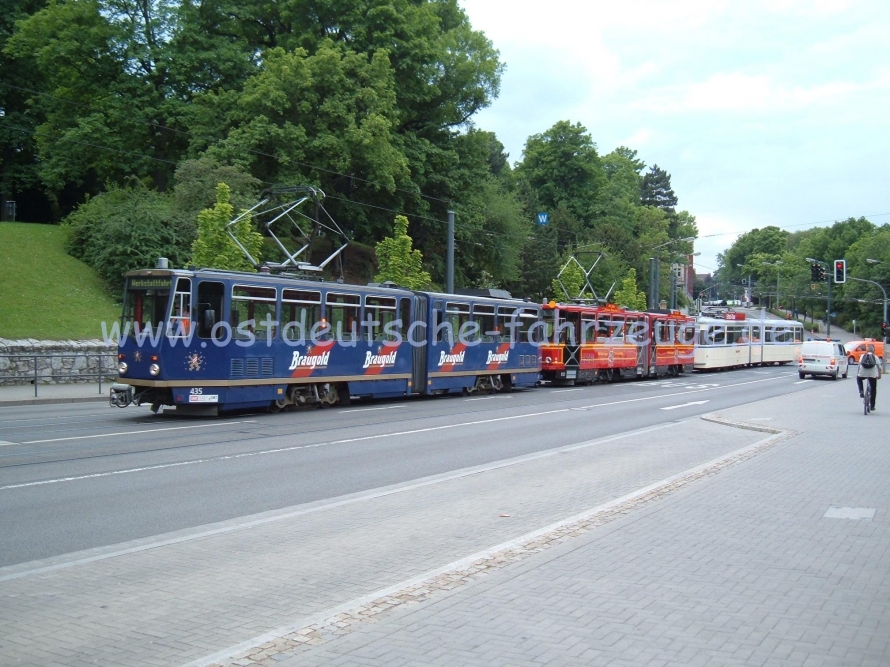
xmin=857 ymin=344 xmax=882 ymax=411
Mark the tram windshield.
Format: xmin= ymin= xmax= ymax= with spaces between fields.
xmin=122 ymin=276 xmax=172 ymax=335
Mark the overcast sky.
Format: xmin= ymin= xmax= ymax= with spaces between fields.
xmin=460 ymin=0 xmax=890 ymax=276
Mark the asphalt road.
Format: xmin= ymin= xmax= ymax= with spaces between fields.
xmin=0 ymin=366 xmax=840 ymax=566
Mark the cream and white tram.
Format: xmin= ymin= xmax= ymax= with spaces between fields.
xmin=694 ymin=312 xmax=804 ymax=370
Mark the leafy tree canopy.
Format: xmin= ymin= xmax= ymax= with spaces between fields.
xmin=514 ymin=120 xmax=604 ymax=228
xmin=191 ymin=183 xmax=263 ymax=272
xmin=374 ymin=214 xmax=432 ymax=289
xmin=612 ymin=268 xmax=647 ymax=310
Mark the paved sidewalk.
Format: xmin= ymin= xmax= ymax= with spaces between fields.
xmin=2 ymin=380 xmax=886 ymax=666
xmin=260 ymin=381 xmax=889 ymax=667
xmin=0 ymin=381 xmax=111 ymax=406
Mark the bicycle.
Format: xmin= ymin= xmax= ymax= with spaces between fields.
xmin=863 ymin=380 xmax=872 ymax=415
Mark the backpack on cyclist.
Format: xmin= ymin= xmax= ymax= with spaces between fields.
xmin=861 ymin=352 xmax=876 ymax=369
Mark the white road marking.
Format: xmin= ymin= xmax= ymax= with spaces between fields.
xmin=551 ymin=388 xmax=584 ymax=393
xmin=572 ymin=375 xmax=783 ymax=411
xmin=0 ymin=409 xmax=569 ymax=491
xmin=347 ymin=405 xmax=406 ymax=412
xmin=1 ymin=375 xmax=789 ymax=492
xmin=0 ymin=441 xmax=17 ymax=447
xmin=464 ymin=395 xmax=513 ymax=401
xmin=660 ymin=400 xmax=710 ymax=411
xmin=19 ymin=420 xmax=257 ymax=445
xmin=794 ymin=380 xmax=812 ymax=384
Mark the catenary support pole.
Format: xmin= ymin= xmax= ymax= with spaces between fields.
xmin=648 ymin=258 xmax=657 ymax=310
xmin=447 ymin=210 xmax=454 ymax=294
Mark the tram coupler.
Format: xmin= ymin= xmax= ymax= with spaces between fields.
xmin=109 ymin=383 xmax=134 ymax=408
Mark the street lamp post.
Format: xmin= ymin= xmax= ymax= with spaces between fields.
xmin=852 ymin=264 xmax=888 ymax=349
xmin=669 ymin=251 xmax=700 ymax=310
xmin=648 ymin=237 xmax=695 ymax=310
xmin=736 ymin=264 xmax=752 ymax=305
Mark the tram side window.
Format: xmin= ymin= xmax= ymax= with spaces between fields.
xmin=657 ymin=320 xmax=673 ymax=344
xmin=794 ymin=326 xmax=803 ymax=343
xmin=770 ymin=325 xmax=794 ymax=344
xmin=196 ymin=281 xmax=224 ymax=339
xmin=750 ymin=325 xmax=762 ymax=342
xmin=364 ymin=296 xmax=398 ymax=341
xmin=582 ymin=318 xmax=596 ymax=344
xmin=399 ymin=299 xmax=411 ymax=340
xmin=231 ymin=286 xmax=277 ymax=340
xmin=441 ymin=302 xmax=470 ymax=343
xmin=626 ymin=317 xmax=646 ymax=345
xmin=610 ymin=317 xmax=625 ymax=343
xmin=326 ymin=293 xmax=361 ymax=341
xmin=497 ymin=307 xmax=516 ymax=342
xmin=168 ymin=278 xmax=192 ymax=337
xmin=596 ymin=316 xmax=611 ymax=343
xmin=518 ymin=308 xmax=539 ymax=343
xmin=282 ymin=289 xmax=321 ymax=342
xmin=727 ymin=325 xmax=744 ymax=344
xmin=680 ymin=322 xmax=696 ymax=344
xmin=474 ymin=305 xmax=496 ymax=342
xmin=707 ymin=326 xmax=726 ymax=345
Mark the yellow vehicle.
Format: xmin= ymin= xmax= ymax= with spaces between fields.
xmin=845 ymin=339 xmax=885 ymax=365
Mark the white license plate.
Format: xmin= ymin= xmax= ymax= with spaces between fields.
xmin=189 ymin=394 xmax=219 ymax=403
xmin=566 ymin=371 xmax=577 ymax=379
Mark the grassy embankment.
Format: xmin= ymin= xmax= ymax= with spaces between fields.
xmin=0 ymin=222 xmax=121 ymax=340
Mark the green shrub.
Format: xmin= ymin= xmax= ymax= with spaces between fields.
xmin=65 ymin=185 xmax=189 ymax=289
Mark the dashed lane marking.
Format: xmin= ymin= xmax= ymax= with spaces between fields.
xmin=0 ymin=409 xmax=569 ymax=492
xmin=660 ymin=400 xmax=710 ymax=411
xmin=19 ymin=420 xmax=257 ymax=445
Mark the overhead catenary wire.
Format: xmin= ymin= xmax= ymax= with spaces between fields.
xmin=4 ymin=82 xmax=889 ymax=245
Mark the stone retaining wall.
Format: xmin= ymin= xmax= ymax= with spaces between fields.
xmin=0 ymin=338 xmax=116 ymax=386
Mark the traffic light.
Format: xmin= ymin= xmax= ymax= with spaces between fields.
xmin=818 ymin=264 xmax=826 ymax=281
xmin=810 ymin=264 xmax=820 ymax=281
xmin=834 ymin=259 xmax=846 ymax=284
xmin=882 ymin=322 xmax=887 ymax=338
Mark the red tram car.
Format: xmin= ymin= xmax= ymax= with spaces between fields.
xmin=539 ymin=302 xmax=695 ymax=384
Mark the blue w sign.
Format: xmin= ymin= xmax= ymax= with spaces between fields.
xmin=537 ymin=212 xmax=549 ymax=225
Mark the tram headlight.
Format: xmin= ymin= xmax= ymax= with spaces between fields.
xmin=149 ymin=363 xmax=160 ymax=376
xmin=118 ymin=362 xmax=128 ymax=375
xmin=545 ymin=356 xmax=552 ymax=364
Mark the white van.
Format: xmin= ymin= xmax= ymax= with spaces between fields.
xmin=798 ymin=340 xmax=849 ymax=380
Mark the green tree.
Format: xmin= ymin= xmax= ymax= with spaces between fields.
xmin=191 ymin=183 xmax=262 ymax=271
xmin=514 ymin=120 xmax=605 ymax=232
xmin=0 ymin=0 xmax=46 ymax=220
xmin=612 ymin=268 xmax=647 ymax=310
xmin=374 ymin=215 xmax=432 ymax=289
xmin=64 ymin=182 xmax=186 ymax=289
xmin=551 ymin=255 xmax=592 ymax=301
xmin=640 ymin=164 xmax=677 ymax=214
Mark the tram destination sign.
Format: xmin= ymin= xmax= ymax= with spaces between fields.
xmin=129 ymin=277 xmax=172 ymax=290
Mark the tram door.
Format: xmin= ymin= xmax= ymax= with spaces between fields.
xmin=411 ymin=295 xmax=428 ymax=395
xmin=750 ymin=324 xmax=763 ymax=365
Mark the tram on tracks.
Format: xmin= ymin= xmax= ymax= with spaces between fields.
xmin=539 ymin=302 xmax=696 ymax=384
xmin=694 ymin=312 xmax=804 ymax=370
xmin=110 ymin=268 xmax=542 ymax=414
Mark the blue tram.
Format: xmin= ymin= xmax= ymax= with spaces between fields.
xmin=111 ymin=267 xmax=542 ymax=414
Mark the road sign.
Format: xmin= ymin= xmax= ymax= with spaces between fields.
xmin=536 ymin=212 xmax=549 ymax=226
